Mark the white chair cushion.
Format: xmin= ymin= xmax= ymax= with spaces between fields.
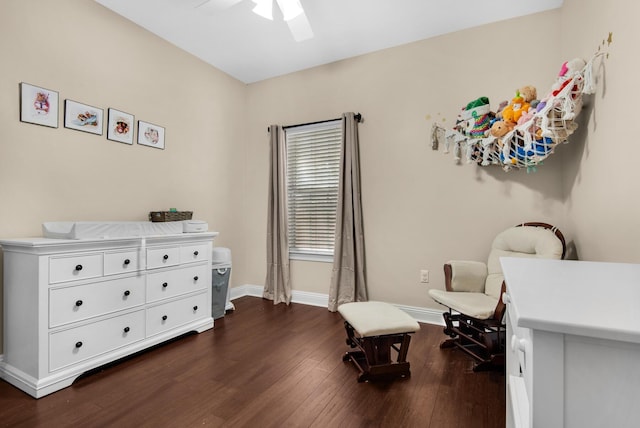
xmin=493 ymin=226 xmax=563 ymax=257
xmin=484 ymin=273 xmax=504 ymax=300
xmin=485 ymin=226 xmax=564 ymax=298
xmin=428 ymin=289 xmax=498 ymax=320
xmin=338 ymin=301 xmax=420 ymax=337
xmin=488 ymin=227 xmax=564 ymax=273
xmin=447 ymin=260 xmax=487 ymax=293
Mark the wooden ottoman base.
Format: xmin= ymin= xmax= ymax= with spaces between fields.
xmin=338 ymin=302 xmax=420 ymax=383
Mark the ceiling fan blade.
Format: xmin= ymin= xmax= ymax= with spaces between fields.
xmin=286 ymin=10 xmax=313 ymax=42
xmin=196 ymin=0 xmax=243 ymax=12
xmin=275 ymin=0 xmax=302 ymax=21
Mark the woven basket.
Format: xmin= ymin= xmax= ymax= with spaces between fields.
xmin=149 ymin=211 xmax=193 ymax=222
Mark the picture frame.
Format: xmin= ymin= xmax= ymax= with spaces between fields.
xmin=20 ymin=82 xmax=59 ymax=128
xmin=137 ymin=120 xmax=165 ymax=150
xmin=64 ymin=99 xmax=104 ymax=135
xmin=107 ymin=108 xmax=135 ymax=145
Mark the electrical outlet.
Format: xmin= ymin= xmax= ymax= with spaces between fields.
xmin=420 ymin=269 xmax=429 ymax=283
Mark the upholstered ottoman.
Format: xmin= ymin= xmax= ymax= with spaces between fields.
xmin=338 ymin=301 xmax=420 ymax=382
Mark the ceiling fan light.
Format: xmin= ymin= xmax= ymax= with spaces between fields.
xmin=275 ymin=0 xmax=303 ymax=21
xmin=252 ymin=0 xmax=273 ymax=20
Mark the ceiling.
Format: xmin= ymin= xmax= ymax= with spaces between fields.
xmin=94 ymin=0 xmax=563 ymax=84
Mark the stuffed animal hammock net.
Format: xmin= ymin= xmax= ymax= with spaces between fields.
xmin=432 ymin=52 xmax=604 ymax=172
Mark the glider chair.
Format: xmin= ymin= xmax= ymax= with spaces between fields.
xmin=428 ymin=222 xmax=566 ymax=371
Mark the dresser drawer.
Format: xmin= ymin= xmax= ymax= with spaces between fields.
xmin=49 ymin=310 xmax=145 ymax=372
xmin=50 ymin=253 xmax=103 ymax=284
xmin=180 ymin=243 xmax=210 ymax=264
xmin=146 ymin=292 xmax=209 ymax=337
xmin=104 ymin=249 xmax=141 ymax=275
xmin=147 ymin=246 xmax=180 ymax=269
xmin=146 ymin=264 xmax=209 ymax=303
xmin=49 ymin=275 xmax=145 ymax=328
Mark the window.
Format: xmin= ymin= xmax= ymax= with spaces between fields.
xmin=286 ymin=120 xmax=342 ymax=261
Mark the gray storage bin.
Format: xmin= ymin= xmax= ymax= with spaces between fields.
xmin=211 ymin=247 xmax=232 ymax=320
xmin=211 ymin=266 xmax=230 ymax=319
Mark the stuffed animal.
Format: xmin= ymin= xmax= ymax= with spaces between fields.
xmin=552 ymin=58 xmax=586 ymax=97
xmin=519 ymin=85 xmax=539 ymax=110
xmin=455 ymin=96 xmax=492 ymax=138
xmin=511 ymin=136 xmax=554 ymax=164
xmin=488 ymin=121 xmax=517 ymax=166
xmin=501 ymin=92 xmax=530 ymax=125
xmin=517 ymin=108 xmax=536 ymax=126
xmin=531 ymin=137 xmax=554 ymax=157
xmin=558 ymin=58 xmax=586 ymax=79
xmin=489 ymin=120 xmax=513 ymax=139
xmin=552 ymin=78 xmax=574 ymax=97
xmin=519 ymin=85 xmax=537 ymax=103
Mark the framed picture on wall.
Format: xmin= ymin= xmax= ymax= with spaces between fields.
xmin=137 ymin=120 xmax=165 ymax=149
xmin=107 ymin=108 xmax=134 ymax=144
xmin=20 ymin=82 xmax=59 ymax=128
xmin=64 ymin=99 xmax=104 ymax=135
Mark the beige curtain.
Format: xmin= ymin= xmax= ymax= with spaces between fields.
xmin=263 ymin=125 xmax=291 ymax=305
xmin=328 ymin=113 xmax=368 ymax=312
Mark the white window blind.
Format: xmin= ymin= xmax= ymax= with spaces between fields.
xmin=286 ymin=120 xmax=342 ymax=260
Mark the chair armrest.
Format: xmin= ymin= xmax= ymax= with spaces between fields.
xmin=444 ymin=260 xmax=488 ymax=293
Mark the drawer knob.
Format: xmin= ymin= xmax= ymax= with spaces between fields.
xmin=75 ymin=341 xmax=83 ymax=348
xmin=75 ymin=264 xmax=83 ymax=271
xmin=124 ymin=259 xmax=131 ymax=265
xmin=124 ymin=327 xmax=130 ymax=333
xmin=193 ymin=305 xmax=198 ymax=311
xmin=75 ymin=300 xmax=83 ymax=307
xmin=194 ymin=250 xmax=199 ymax=256
xmin=162 ymin=315 xmax=168 ymax=321
xmin=194 ymin=276 xmax=199 ymax=281
xmin=162 ymin=282 xmax=168 ymax=288
xmin=163 ymin=254 xmax=169 ymax=260
xmin=124 ymin=290 xmax=131 ymax=297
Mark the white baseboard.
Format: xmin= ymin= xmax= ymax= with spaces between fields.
xmin=229 ymin=284 xmax=445 ymax=326
xmin=229 ymin=284 xmax=263 ymax=299
xmin=394 ymin=303 xmax=445 ymax=326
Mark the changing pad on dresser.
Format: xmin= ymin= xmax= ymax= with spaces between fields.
xmin=42 ymin=220 xmax=208 ymax=239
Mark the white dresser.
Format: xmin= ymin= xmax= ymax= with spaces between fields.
xmin=502 ymin=257 xmax=640 ymax=428
xmin=0 ymin=232 xmax=217 ymax=398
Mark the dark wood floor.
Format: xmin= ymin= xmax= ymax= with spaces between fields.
xmin=0 ymin=297 xmax=505 ymax=427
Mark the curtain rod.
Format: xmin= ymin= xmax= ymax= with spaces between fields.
xmin=268 ymin=113 xmax=363 ymax=132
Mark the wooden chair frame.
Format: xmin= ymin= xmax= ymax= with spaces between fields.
xmin=438 ymin=222 xmax=566 ymax=371
xmin=440 ymin=282 xmax=507 ymax=371
xmin=342 ymin=321 xmax=413 ymax=382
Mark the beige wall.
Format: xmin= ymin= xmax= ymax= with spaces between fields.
xmin=559 ymin=0 xmax=640 ymax=263
xmin=241 ymin=10 xmax=568 ymax=309
xmin=0 ymin=0 xmax=246 ymax=352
